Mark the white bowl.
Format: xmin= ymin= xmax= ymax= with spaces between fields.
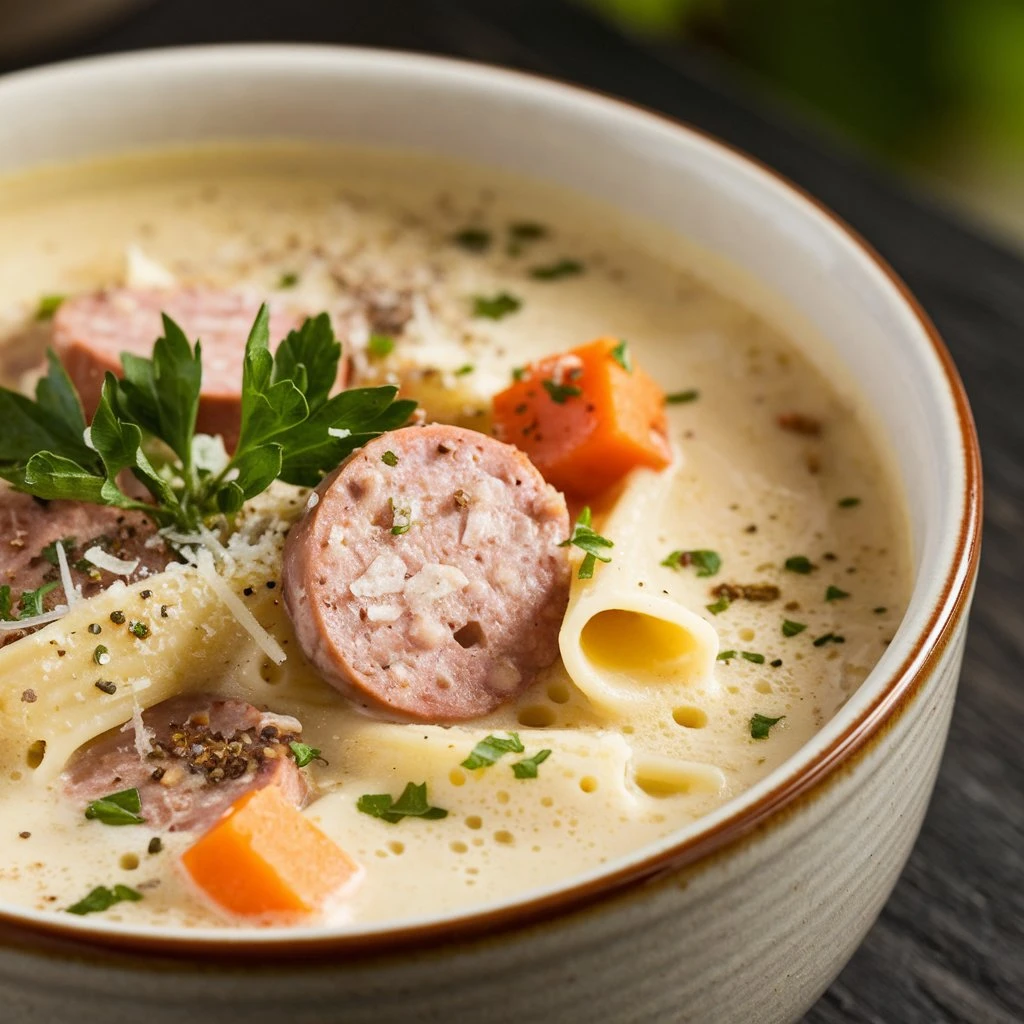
xmin=0 ymin=45 xmax=982 ymax=1024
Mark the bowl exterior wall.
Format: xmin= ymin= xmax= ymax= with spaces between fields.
xmin=0 ymin=617 xmax=967 ymax=1024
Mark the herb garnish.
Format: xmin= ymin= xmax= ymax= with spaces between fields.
xmin=812 ymin=632 xmax=845 ymax=647
xmin=825 ymin=585 xmax=850 ymax=602
xmin=560 ymin=507 xmax=613 ymax=579
xmin=666 ymin=389 xmax=699 ymax=404
xmin=750 ymin=714 xmax=784 ymax=740
xmin=511 ymin=366 xmax=526 ymax=382
xmin=66 ymin=884 xmax=142 ymax=916
xmin=129 ymin=621 xmax=150 ymax=638
xmin=661 ymin=549 xmax=721 ymax=577
xmin=512 ymin=749 xmax=552 ymax=779
xmin=741 ymin=651 xmax=766 ymax=664
xmin=381 ymin=450 xmax=399 ymax=467
xmin=454 ymin=364 xmax=474 ymax=376
xmin=530 ymin=259 xmax=584 ymax=281
xmin=3 ymin=581 xmax=60 ymax=619
xmin=509 ymin=222 xmax=547 ymax=243
xmin=0 ymin=313 xmax=415 ymax=533
xmin=782 ymin=619 xmax=807 ymax=637
xmin=784 ymin=555 xmax=816 ymax=574
xmin=289 ymin=741 xmax=323 ymax=768
xmin=542 ymin=379 xmax=583 ymax=404
xmin=472 ymin=292 xmax=522 ymax=320
xmin=277 ymin=272 xmax=299 ymax=289
xmin=357 ymin=782 xmax=448 ymax=824
xmin=453 ymin=227 xmax=492 ymax=253
xmin=609 ymin=339 xmax=633 ymax=373
xmin=84 ymin=787 xmax=145 ymax=826
xmin=837 ymin=497 xmax=861 ymax=508
xmin=717 ymin=650 xmax=737 ymax=661
xmin=367 ymin=333 xmax=395 ymax=358
xmin=41 ymin=537 xmax=76 ymax=566
xmin=706 ymin=595 xmax=730 ymax=615
xmin=36 ymin=295 xmax=65 ymax=321
xmin=461 ymin=732 xmax=525 ymax=770
xmin=389 ymin=498 xmax=412 ymax=536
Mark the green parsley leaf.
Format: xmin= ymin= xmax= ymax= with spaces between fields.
xmin=610 ymin=339 xmax=633 ymax=373
xmin=461 ymin=733 xmax=525 ymax=770
xmin=381 ymin=450 xmax=399 ymax=467
xmin=356 ymin=782 xmax=448 ymax=824
xmin=784 ymin=555 xmax=815 ymax=574
xmin=452 ymin=227 xmax=492 ymax=253
xmin=40 ymin=537 xmax=77 ymax=567
xmin=508 ymin=221 xmax=547 ymax=242
xmin=0 ymin=586 xmax=11 ymax=621
xmin=717 ymin=650 xmax=737 ymax=661
xmin=511 ymin=366 xmax=526 ymax=382
xmin=542 ymin=379 xmax=582 ymax=404
xmin=706 ymin=595 xmax=731 ymax=615
xmin=277 ymin=272 xmax=299 ymax=289
xmin=367 ymin=333 xmax=395 ymax=358
xmin=84 ymin=787 xmax=145 ymax=826
xmin=837 ymin=496 xmax=861 ymax=508
xmin=454 ymin=364 xmax=474 ymax=376
xmin=813 ymin=633 xmax=846 ymax=647
xmin=66 ymin=884 xmax=142 ymax=916
xmin=825 ymin=585 xmax=850 ymax=602
xmin=782 ymin=619 xmax=807 ymax=637
xmin=289 ymin=741 xmax=322 ymax=768
xmin=750 ymin=713 xmax=784 ymax=740
xmin=529 ymin=259 xmax=584 ymax=281
xmin=741 ymin=651 xmax=765 ymax=664
xmin=472 ymin=292 xmax=522 ymax=320
xmin=661 ymin=549 xmax=720 ymax=577
xmin=665 ymin=389 xmax=699 ymax=404
xmin=18 ymin=581 xmax=58 ymax=618
xmin=511 ymin=749 xmax=552 ymax=779
xmin=389 ymin=497 xmax=412 ymax=536
xmin=36 ymin=294 xmax=66 ymax=321
xmin=560 ymin=507 xmax=613 ymax=580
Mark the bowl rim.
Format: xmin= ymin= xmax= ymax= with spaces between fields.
xmin=0 ymin=43 xmax=983 ymax=962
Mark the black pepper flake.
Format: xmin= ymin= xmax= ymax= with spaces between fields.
xmin=18 ymin=832 xmax=30 ymax=839
xmin=56 ymin=649 xmax=66 ymax=657
xmin=266 ymin=581 xmax=276 ymax=590
xmin=94 ymin=680 xmax=117 ymax=695
xmin=160 ymin=605 xmax=169 ymax=618
xmin=129 ymin=621 xmax=150 ymax=639
xmin=87 ymin=623 xmax=102 ymax=635
xmin=770 ymin=659 xmax=783 ymax=668
xmin=93 ymin=645 xmax=110 ymax=665
xmin=243 ymin=587 xmax=254 ymax=597
xmin=140 ymin=589 xmax=153 ymax=599
xmin=147 ymin=837 xmax=163 ymax=855
xmin=150 ymin=767 xmax=165 ymax=782
xmin=21 ymin=689 xmax=37 ymax=703
xmin=110 ymin=610 xmax=126 ymax=624
xmin=437 ymin=443 xmax=452 ymax=454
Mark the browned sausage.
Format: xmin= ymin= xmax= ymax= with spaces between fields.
xmin=283 ymin=424 xmax=571 ymax=722
xmin=0 ymin=484 xmax=175 ymax=644
xmin=52 ymin=288 xmax=315 ymax=450
xmin=61 ymin=695 xmax=309 ymax=832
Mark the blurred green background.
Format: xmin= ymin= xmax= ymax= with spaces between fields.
xmin=587 ymin=0 xmax=1024 ymax=246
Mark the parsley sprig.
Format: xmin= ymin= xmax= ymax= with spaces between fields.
xmin=83 ymin=787 xmax=145 ymax=826
xmin=560 ymin=507 xmax=614 ymax=579
xmin=357 ymin=782 xmax=448 ymax=824
xmin=0 ymin=309 xmax=415 ymax=533
xmin=461 ymin=733 xmax=525 ymax=770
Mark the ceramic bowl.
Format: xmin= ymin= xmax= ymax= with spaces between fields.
xmin=0 ymin=46 xmax=981 ymax=1024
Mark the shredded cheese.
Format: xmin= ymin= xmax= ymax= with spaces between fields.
xmin=54 ymin=540 xmax=79 ymax=607
xmin=84 ymin=546 xmax=140 ymax=577
xmin=0 ymin=606 xmax=69 ymax=632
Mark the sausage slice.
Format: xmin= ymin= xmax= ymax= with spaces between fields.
xmin=283 ymin=424 xmax=571 ymax=722
xmin=62 ymin=695 xmax=309 ymax=832
xmin=0 ymin=484 xmax=175 ymax=644
xmin=53 ymin=288 xmax=309 ymax=450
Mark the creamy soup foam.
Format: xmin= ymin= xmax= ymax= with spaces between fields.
xmin=0 ymin=146 xmax=910 ymax=930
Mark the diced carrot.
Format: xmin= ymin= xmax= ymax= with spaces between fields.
xmin=181 ymin=786 xmax=360 ymax=919
xmin=492 ymin=336 xmax=671 ymax=498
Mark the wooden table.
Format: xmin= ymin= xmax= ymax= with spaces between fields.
xmin=5 ymin=2 xmax=1021 ymax=1020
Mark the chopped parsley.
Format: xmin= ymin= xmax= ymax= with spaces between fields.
xmin=13 ymin=581 xmax=59 ymax=619
xmin=813 ymin=632 xmax=846 ymax=647
xmin=873 ymin=606 xmax=888 ymax=615
xmin=717 ymin=650 xmax=737 ymax=661
xmin=511 ymin=749 xmax=552 ymax=779
xmin=357 ymin=782 xmax=448 ymax=824
xmin=461 ymin=732 xmax=525 ymax=770
xmin=66 ymin=883 xmax=142 ymax=916
xmin=511 ymin=366 xmax=526 ymax=382
xmin=381 ymin=450 xmax=399 ymax=467
xmin=741 ymin=651 xmax=766 ymax=664
xmin=452 ymin=227 xmax=492 ymax=253
xmin=389 ymin=497 xmax=412 ymax=536
xmin=129 ymin=620 xmax=150 ymax=638
xmin=559 ymin=507 xmax=613 ymax=579
xmin=36 ymin=294 xmax=65 ymax=321
xmin=277 ymin=272 xmax=299 ymax=289
xmin=41 ymin=536 xmax=76 ymax=566
xmin=610 ymin=339 xmax=633 ymax=373
xmin=661 ymin=548 xmax=720 ymax=577
xmin=367 ymin=333 xmax=395 ymax=358
xmin=289 ymin=741 xmax=323 ymax=768
xmin=750 ymin=714 xmax=784 ymax=740
xmin=825 ymin=585 xmax=851 ymax=602
xmin=542 ymin=379 xmax=582 ymax=404
xmin=508 ymin=221 xmax=547 ymax=243
xmin=784 ymin=555 xmax=816 ymax=574
xmin=706 ymin=595 xmax=731 ymax=615
xmin=84 ymin=787 xmax=145 ymax=826
xmin=530 ymin=259 xmax=584 ymax=281
xmin=838 ymin=496 xmax=861 ymax=508
xmin=666 ymin=389 xmax=699 ymax=404
xmin=782 ymin=619 xmax=807 ymax=637
xmin=454 ymin=364 xmax=474 ymax=376
xmin=472 ymin=292 xmax=521 ymax=319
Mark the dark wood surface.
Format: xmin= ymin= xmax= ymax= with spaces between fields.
xmin=4 ymin=3 xmax=1021 ymax=1021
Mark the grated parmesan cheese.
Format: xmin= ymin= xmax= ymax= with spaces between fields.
xmin=53 ymin=540 xmax=79 ymax=607
xmin=84 ymin=546 xmax=140 ymax=577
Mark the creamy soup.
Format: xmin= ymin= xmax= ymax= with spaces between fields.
xmin=0 ymin=146 xmax=910 ymax=929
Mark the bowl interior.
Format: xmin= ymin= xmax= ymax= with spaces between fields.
xmin=0 ymin=45 xmax=975 ymax=940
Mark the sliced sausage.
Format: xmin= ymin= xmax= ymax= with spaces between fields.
xmin=52 ymin=288 xmax=313 ymax=450
xmin=0 ymin=484 xmax=175 ymax=644
xmin=283 ymin=424 xmax=571 ymax=722
xmin=62 ymin=695 xmax=309 ymax=832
